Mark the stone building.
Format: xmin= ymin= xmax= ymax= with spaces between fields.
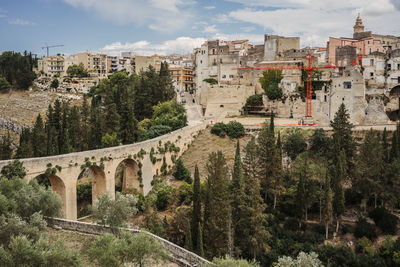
xmin=328 ymin=15 xmax=400 ymax=65
xmin=264 ymin=35 xmax=300 ymax=61
xmin=169 ymin=64 xmax=194 ymax=92
xmin=66 ymin=52 xmax=107 ymax=77
xmin=37 ymin=55 xmax=66 ymax=77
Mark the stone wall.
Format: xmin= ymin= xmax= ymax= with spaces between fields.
xmin=46 ymin=217 xmax=212 ymax=267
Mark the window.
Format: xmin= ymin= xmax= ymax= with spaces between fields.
xmin=220 ymin=105 xmax=224 ymax=108
xmin=343 ymin=82 xmax=352 ymax=89
xmin=229 ymin=75 xmax=234 ymax=78
xmin=377 ymin=48 xmax=379 ymax=52
xmin=370 ymin=59 xmax=374 ymax=66
xmin=222 ymin=75 xmax=226 ymax=78
xmin=398 ymin=77 xmax=400 ymax=84
xmin=370 ymin=72 xmax=374 ymax=78
xmin=388 ymin=64 xmax=392 ymax=71
xmin=220 ymin=49 xmax=223 ymax=53
xmin=212 ymin=49 xmax=216 ymax=55
xmin=324 ymin=95 xmax=327 ymax=102
xmin=220 ymin=59 xmax=223 ymax=64
xmin=369 ymin=48 xmax=372 ymax=53
xmin=200 ymin=60 xmax=202 ymax=64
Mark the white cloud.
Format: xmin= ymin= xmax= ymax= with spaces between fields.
xmin=100 ymin=36 xmax=206 ymax=56
xmin=63 ymin=0 xmax=195 ymax=32
xmin=8 ymin=18 xmax=35 ymax=25
xmin=204 ymin=6 xmax=215 ymax=10
xmin=227 ymin=0 xmax=400 ymax=47
xmin=203 ymin=25 xmax=218 ymax=33
xmin=241 ymin=26 xmax=256 ymax=32
xmin=214 ymin=14 xmax=232 ymax=23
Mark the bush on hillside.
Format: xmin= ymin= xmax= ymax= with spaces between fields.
xmin=211 ymin=123 xmax=227 ymax=137
xmin=211 ymin=121 xmax=245 ymax=139
xmin=369 ymin=207 xmax=398 ymax=235
xmin=354 ymin=217 xmax=377 ymax=240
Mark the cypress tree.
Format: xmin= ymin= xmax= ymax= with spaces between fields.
xmin=32 ymin=114 xmax=46 ymax=157
xmin=80 ymin=94 xmax=90 ymax=151
xmin=277 ymin=131 xmax=282 ymax=158
xmin=46 ymin=104 xmax=58 ymax=156
xmin=332 ymin=148 xmax=346 ymax=232
xmin=382 ymin=127 xmax=389 ymax=163
xmin=239 ymin=139 xmax=270 ymax=259
xmin=68 ymin=106 xmax=82 ymax=152
xmin=104 ymin=102 xmax=120 ymax=135
xmin=197 ymin=222 xmax=204 ymax=257
xmin=270 ymin=111 xmax=275 ymax=133
xmin=120 ymin=102 xmax=138 ymax=144
xmin=356 ymin=129 xmax=384 ymax=208
xmin=390 ymin=130 xmax=399 ymax=161
xmin=184 ymin=221 xmax=193 ymax=251
xmin=192 ymin=164 xmax=201 ymax=250
xmin=323 ymin=172 xmax=333 ymax=240
xmin=15 ymin=128 xmax=33 ymax=159
xmin=330 ymin=103 xmax=355 ymax=170
xmin=59 ymin=105 xmax=72 ymax=154
xmin=256 ymin=123 xmax=282 ymax=204
xmin=203 ymin=151 xmax=230 ymax=259
xmin=0 ymin=132 xmax=12 ymax=160
xmin=231 ymin=140 xmax=246 ymax=255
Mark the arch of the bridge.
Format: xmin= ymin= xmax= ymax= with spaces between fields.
xmin=33 ymin=174 xmax=67 ymax=217
xmin=77 ymin=166 xmax=108 ymax=207
xmin=115 ymin=158 xmax=142 ymax=194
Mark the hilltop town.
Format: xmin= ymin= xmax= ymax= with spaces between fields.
xmin=26 ymin=15 xmax=400 ymax=129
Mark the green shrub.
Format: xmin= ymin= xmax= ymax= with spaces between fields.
xmin=211 ymin=121 xmax=245 ymax=139
xmin=354 ymin=217 xmax=377 ymax=240
xmin=225 ymin=121 xmax=245 ymax=138
xmin=203 ymin=78 xmax=218 ymax=85
xmin=369 ymin=207 xmax=398 ymax=235
xmin=173 ymin=158 xmax=192 ymax=184
xmin=211 ymin=123 xmax=227 ymax=137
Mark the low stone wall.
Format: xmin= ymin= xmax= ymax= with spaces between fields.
xmin=47 ymin=217 xmax=211 ymax=267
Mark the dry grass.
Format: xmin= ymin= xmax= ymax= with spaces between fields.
xmin=180 ymin=127 xmax=253 ymax=179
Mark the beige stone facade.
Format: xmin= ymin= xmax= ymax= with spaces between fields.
xmin=66 ymin=52 xmax=107 ymax=77
xmin=169 ymin=64 xmax=194 ymax=92
xmin=38 ymin=55 xmax=66 ymax=77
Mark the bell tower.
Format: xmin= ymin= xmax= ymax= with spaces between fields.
xmin=353 ymin=14 xmax=365 ymax=36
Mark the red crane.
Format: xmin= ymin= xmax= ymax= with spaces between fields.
xmin=236 ymin=53 xmax=336 ymax=124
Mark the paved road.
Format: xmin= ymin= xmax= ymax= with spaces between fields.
xmin=180 ymin=92 xmax=204 ymax=126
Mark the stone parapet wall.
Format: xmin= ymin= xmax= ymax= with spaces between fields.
xmin=47 ymin=217 xmax=211 ymax=267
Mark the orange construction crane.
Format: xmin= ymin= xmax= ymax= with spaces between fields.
xmin=236 ymin=53 xmax=336 ymax=125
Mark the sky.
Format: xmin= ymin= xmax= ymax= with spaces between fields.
xmin=0 ymin=0 xmax=399 ymax=57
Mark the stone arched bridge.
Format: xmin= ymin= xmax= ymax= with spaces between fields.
xmin=0 ymin=123 xmax=208 ymax=220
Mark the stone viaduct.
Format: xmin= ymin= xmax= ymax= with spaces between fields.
xmin=0 ymin=123 xmax=208 ymax=220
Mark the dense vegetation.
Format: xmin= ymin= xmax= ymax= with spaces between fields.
xmin=0 ymin=51 xmax=37 ymax=91
xmin=7 ymin=65 xmax=185 ymax=158
xmin=0 ymin=160 xmax=80 ymax=266
xmin=137 ymin=103 xmax=400 ymax=266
